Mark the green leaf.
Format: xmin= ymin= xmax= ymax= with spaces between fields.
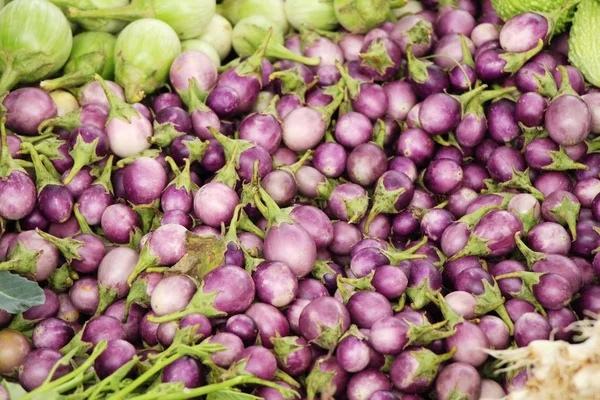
xmin=0 ymin=271 xmax=45 ymax=314
xmin=168 ymin=233 xmax=226 ymax=280
xmin=569 ymin=0 xmax=600 ymax=87
xmin=491 ymin=0 xmax=575 ymax=33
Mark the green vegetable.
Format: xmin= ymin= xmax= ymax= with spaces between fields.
xmin=0 ymin=0 xmax=73 ymax=94
xmin=220 ymin=0 xmax=288 ymax=33
xmin=181 ymin=39 xmax=221 ymax=67
xmin=284 ymin=0 xmax=339 ymax=31
xmin=40 ymin=31 xmax=117 ymax=92
xmin=334 ymin=0 xmax=398 ymax=34
xmin=67 ymin=0 xmax=216 ymax=40
xmin=114 ymin=18 xmax=181 ymax=103
xmin=232 ymin=16 xmax=321 ymax=66
xmin=0 ymin=271 xmax=45 ymax=314
xmin=197 ymin=14 xmax=233 ymax=61
xmin=569 ymin=0 xmax=600 ymax=87
xmin=50 ymin=0 xmax=130 ymax=33
xmin=491 ymin=0 xmax=575 ymax=33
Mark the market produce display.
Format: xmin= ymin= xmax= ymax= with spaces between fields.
xmin=1 ymin=0 xmax=600 ymax=399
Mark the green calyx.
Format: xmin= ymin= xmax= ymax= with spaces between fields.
xmin=0 ymin=119 xmax=26 ymax=179
xmin=243 ymin=246 xmax=265 ymax=273
xmin=338 ymin=270 xmax=376 ymax=291
xmin=464 ymin=86 xmax=520 ymax=118
xmin=132 ymin=201 xmax=162 ymax=235
xmin=271 ymin=335 xmax=307 ymax=365
xmin=339 ymin=324 xmax=367 ymax=342
xmin=19 ymin=133 xmax=67 ymax=162
xmin=48 ymin=263 xmax=78 ymax=293
xmin=381 ymin=235 xmax=429 ymax=265
xmin=212 ymin=146 xmax=240 ymax=189
xmin=316 ymin=79 xmax=346 ymax=126
xmin=35 ymin=229 xmax=83 ymax=263
xmin=165 ymin=157 xmax=198 ymax=194
xmin=543 ymin=146 xmax=589 ymax=171
xmin=148 ymin=121 xmax=186 ymax=148
xmin=235 ymin=28 xmax=271 ymax=84
xmin=511 ymin=204 xmax=541 ymax=235
xmin=406 ymin=45 xmax=431 ymax=84
xmin=312 ymin=260 xmax=338 ymax=284
xmin=520 ymin=124 xmax=549 ymax=149
xmin=364 ymin=174 xmax=409 ymax=233
xmin=64 ymin=135 xmax=103 ymax=185
xmin=306 ymin=357 xmax=338 ymax=400
xmin=460 ymin=204 xmax=504 ymax=230
xmin=37 ymin=107 xmax=83 ymax=133
xmin=406 ymin=276 xmax=438 ymax=309
xmin=240 ymin=161 xmax=262 ymax=208
xmin=336 ymin=274 xmax=357 ymax=304
xmin=405 ymin=19 xmax=433 ymax=48
xmin=428 ymin=291 xmax=464 ymax=328
xmin=255 ymin=186 xmax=295 ymax=228
xmin=124 ymin=276 xmax=152 ymax=319
xmin=499 ymin=39 xmax=544 ymax=75
xmin=178 ymin=78 xmax=210 ymax=112
xmin=182 ymin=138 xmax=210 ymax=164
xmin=8 ymin=312 xmax=40 ymax=336
xmin=533 ymin=66 xmax=558 ymax=98
xmin=333 ymin=0 xmax=391 ymax=34
xmin=19 ymin=142 xmax=60 ymax=193
xmin=209 ymin=127 xmax=254 ymax=164
xmin=358 ymin=38 xmax=395 ymax=77
xmin=554 ymin=65 xmax=580 ymax=99
xmin=278 ymin=149 xmax=313 ymax=176
xmin=495 ymin=270 xmax=547 ymax=316
xmin=448 ymin=232 xmax=493 ymax=261
xmin=126 ymin=239 xmax=160 ymax=286
xmin=372 ymin=119 xmax=386 ymax=149
xmin=484 ymin=168 xmax=544 ymax=201
xmin=473 ymin=279 xmax=514 ymax=334
xmin=270 ymin=68 xmax=317 ymax=104
xmin=406 ymin=319 xmax=457 ymax=346
xmin=342 ymin=191 xmax=370 ymax=224
xmin=92 ymin=155 xmax=115 ymax=195
xmin=514 ymin=232 xmax=547 ymax=267
xmin=115 ymin=149 xmax=161 ymax=169
xmin=316 ymin=177 xmax=340 ymax=200
xmin=148 ymin=283 xmax=226 ymax=324
xmin=458 ymin=34 xmax=475 ymax=69
xmin=335 ymin=60 xmax=361 ymax=100
xmin=95 ymin=284 xmax=121 ymax=316
xmin=223 ymin=204 xmax=243 ymax=248
xmin=94 ymin=74 xmax=140 ymax=125
xmin=550 ymin=192 xmax=581 ymax=239
xmin=410 ymin=347 xmax=458 ymax=385
xmin=73 ymin=204 xmax=95 ymax=236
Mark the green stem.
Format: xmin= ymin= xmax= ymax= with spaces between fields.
xmin=55 ymin=371 xmax=95 ymax=394
xmin=22 ymin=341 xmax=108 ymax=400
xmin=40 ymin=71 xmax=89 ymax=92
xmin=128 ymin=376 xmax=297 ymax=400
xmin=0 ymin=61 xmax=19 ymax=95
xmin=110 ymin=352 xmax=183 ymax=400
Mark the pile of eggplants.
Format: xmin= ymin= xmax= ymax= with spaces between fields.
xmin=1 ymin=0 xmax=600 ymax=399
